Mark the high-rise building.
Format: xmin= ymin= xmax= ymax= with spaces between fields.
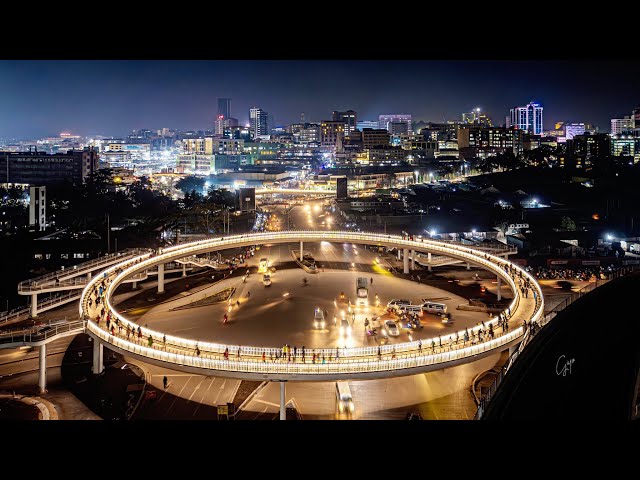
xmin=457 ymin=125 xmax=523 ymax=158
xmin=389 ymin=121 xmax=409 ymax=135
xmin=509 ymin=102 xmax=543 ymax=135
xmin=462 ymin=109 xmax=492 ymax=127
xmin=611 ymin=134 xmax=638 ymax=162
xmin=611 ymin=116 xmax=634 ymax=135
xmin=215 ymin=116 xmax=239 ymax=136
xmin=633 ymin=107 xmax=640 ymax=127
xmin=332 ymin=110 xmax=357 ymax=136
xmin=29 ymin=186 xmax=46 ymax=232
xmin=379 ymin=114 xmax=412 ymax=133
xmin=249 ymin=108 xmax=268 ymax=139
xmin=320 ymin=121 xmax=345 ymax=147
xmin=565 ymin=123 xmax=585 ymax=140
xmin=218 ymin=98 xmax=231 ymax=120
xmin=356 ymin=120 xmax=379 ymax=131
xmin=0 ymin=148 xmax=99 ymax=186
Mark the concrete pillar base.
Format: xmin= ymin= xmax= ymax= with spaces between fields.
xmin=467 ymin=263 xmax=471 ymax=270
xmin=497 ymin=275 xmax=502 ymax=301
xmin=280 ymin=382 xmax=286 ymax=421
xmin=411 ymin=250 xmax=415 ymax=270
xmin=403 ymin=248 xmax=409 ymax=274
xmin=299 ymin=241 xmax=304 ymax=261
xmin=158 ymin=263 xmax=165 ymax=294
xmin=30 ymin=293 xmax=38 ymax=318
xmin=92 ymin=340 xmax=104 ymax=375
xmin=38 ymin=344 xmax=47 ymax=394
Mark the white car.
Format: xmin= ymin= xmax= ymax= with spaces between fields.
xmin=384 ymin=320 xmax=400 ymax=337
xmin=339 ymin=318 xmax=351 ymax=336
xmin=387 ymin=299 xmax=411 ymax=309
xmin=314 ymin=308 xmax=325 ymax=329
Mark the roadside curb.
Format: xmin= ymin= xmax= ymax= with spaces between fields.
xmin=0 ymin=392 xmax=58 ymax=420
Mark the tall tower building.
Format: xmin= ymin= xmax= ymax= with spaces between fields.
xmin=332 ymin=110 xmax=357 ymax=136
xmin=249 ymin=107 xmax=268 ymax=139
xmin=509 ymin=101 xmax=543 ymax=135
xmin=218 ymin=98 xmax=231 ymax=120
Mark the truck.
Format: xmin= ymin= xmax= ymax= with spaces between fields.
xmin=356 ymin=277 xmax=368 ymax=306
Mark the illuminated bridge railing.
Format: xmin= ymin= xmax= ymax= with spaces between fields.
xmin=79 ymin=230 xmax=544 ymax=378
xmin=87 ymin=320 xmax=525 ymax=377
xmin=474 ymin=265 xmax=639 ymax=419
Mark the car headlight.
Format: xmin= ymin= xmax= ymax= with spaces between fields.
xmin=349 ymin=402 xmax=354 ymax=412
xmin=339 ymin=403 xmax=344 ymax=413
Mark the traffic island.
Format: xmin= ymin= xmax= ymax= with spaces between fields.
xmin=61 ymin=348 xmax=146 ymax=420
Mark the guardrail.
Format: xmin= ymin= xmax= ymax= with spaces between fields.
xmin=76 ymin=230 xmax=544 ymax=380
xmin=18 ymin=277 xmax=88 ymax=293
xmin=18 ymin=248 xmax=150 ymax=289
xmin=474 ymin=265 xmax=639 ymax=419
xmin=0 ymin=320 xmax=85 ymax=346
xmin=87 ymin=320 xmax=526 ymax=378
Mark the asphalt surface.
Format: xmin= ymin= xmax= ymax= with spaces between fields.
xmin=0 ymin=199 xmax=584 ymax=419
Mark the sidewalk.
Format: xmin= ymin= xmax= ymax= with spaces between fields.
xmin=0 ymin=368 xmax=100 ymax=420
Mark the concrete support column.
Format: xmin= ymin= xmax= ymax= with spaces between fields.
xmin=132 ymin=281 xmax=137 ymax=290
xmin=182 ymin=262 xmax=187 ymax=277
xmin=92 ymin=340 xmax=104 ymax=375
xmin=467 ymin=262 xmax=471 ymax=270
xmin=157 ymin=263 xmax=165 ymax=294
xmin=30 ymin=293 xmax=38 ymax=318
xmin=38 ymin=344 xmax=47 ymax=394
xmin=397 ymin=249 xmax=401 ymax=260
xmin=299 ymin=241 xmax=304 ymax=261
xmin=86 ymin=272 xmax=92 ymax=281
xmin=497 ymin=275 xmax=502 ymax=301
xmin=504 ymin=253 xmax=510 ymax=261
xmin=403 ymin=248 xmax=409 ymax=274
xmin=411 ymin=250 xmax=415 ymax=270
xmin=280 ymin=382 xmax=286 ymax=421
xmin=427 ymin=252 xmax=432 ymax=272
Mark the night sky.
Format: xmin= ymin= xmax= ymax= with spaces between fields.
xmin=1 ymin=60 xmax=639 ymax=139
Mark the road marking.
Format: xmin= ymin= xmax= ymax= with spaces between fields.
xmin=220 ymin=379 xmax=226 ymax=389
xmin=253 ymin=398 xmax=280 ymax=408
xmin=193 ymin=377 xmax=215 ymax=416
xmin=185 ymin=377 xmax=204 ymax=404
xmin=152 ymin=374 xmax=193 ymax=377
xmin=165 ymin=375 xmax=193 ymax=416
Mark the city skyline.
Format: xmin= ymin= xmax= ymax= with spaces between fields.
xmin=1 ymin=60 xmax=640 ymax=138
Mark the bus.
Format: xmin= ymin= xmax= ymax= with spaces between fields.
xmin=336 ymin=382 xmax=354 ymax=414
xmin=258 ymin=258 xmax=269 ymax=273
xmin=356 ymin=277 xmax=368 ymax=306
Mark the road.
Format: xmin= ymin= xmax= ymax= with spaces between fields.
xmin=0 ymin=198 xmax=584 ymax=419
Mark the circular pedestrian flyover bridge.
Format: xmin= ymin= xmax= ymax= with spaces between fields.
xmin=80 ymin=231 xmax=544 ymax=381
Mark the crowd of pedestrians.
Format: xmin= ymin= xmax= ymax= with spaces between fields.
xmin=525 ymin=265 xmax=616 ymax=281
xmin=85 ymin=246 xmax=538 ymax=368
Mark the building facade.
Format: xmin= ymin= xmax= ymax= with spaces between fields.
xmin=0 ymin=148 xmax=99 ymax=186
xmin=320 ymin=121 xmax=345 ymax=147
xmin=611 ymin=116 xmax=634 ymax=135
xmin=509 ymin=102 xmax=543 ymax=135
xmin=565 ymin=123 xmax=585 ymax=140
xmin=249 ymin=108 xmax=269 ymax=139
xmin=332 ymin=110 xmax=357 ymax=136
xmin=379 ymin=114 xmax=412 ymax=134
xmin=29 ymin=186 xmax=46 ymax=232
xmin=218 ymin=98 xmax=231 ymax=120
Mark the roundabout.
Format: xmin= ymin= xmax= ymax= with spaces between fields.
xmin=80 ymin=231 xmax=544 ymax=382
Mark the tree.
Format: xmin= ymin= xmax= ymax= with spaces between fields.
xmin=560 ymin=216 xmax=577 ymax=231
xmin=176 ymin=176 xmax=205 ymax=195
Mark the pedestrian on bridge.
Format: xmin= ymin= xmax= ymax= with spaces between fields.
xmin=163 ymin=376 xmax=168 ymax=389
xmin=148 ymin=335 xmax=153 ymax=348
